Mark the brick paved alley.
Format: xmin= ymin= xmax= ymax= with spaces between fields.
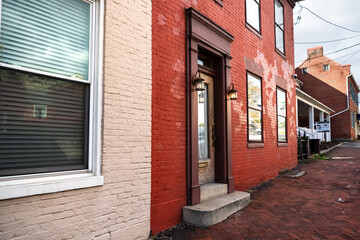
xmin=161 ymin=142 xmax=360 ymax=240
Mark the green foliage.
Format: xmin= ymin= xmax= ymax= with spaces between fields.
xmin=312 ymin=153 xmax=327 ymax=160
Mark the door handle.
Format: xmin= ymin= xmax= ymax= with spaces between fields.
xmin=212 ymin=119 xmax=216 ymax=147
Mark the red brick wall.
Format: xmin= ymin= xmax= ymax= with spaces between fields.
xmin=295 ymin=49 xmax=359 ymax=140
xmin=152 ymin=0 xmax=298 ymax=233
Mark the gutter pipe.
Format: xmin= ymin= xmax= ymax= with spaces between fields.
xmin=330 ymin=73 xmax=352 ymax=118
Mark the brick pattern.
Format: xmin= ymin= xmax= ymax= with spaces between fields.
xmin=152 ymin=0 xmax=297 ymax=233
xmin=295 ymin=47 xmax=359 ymax=141
xmin=163 ymin=144 xmax=360 ymax=239
xmin=0 ymin=1 xmax=152 ymax=240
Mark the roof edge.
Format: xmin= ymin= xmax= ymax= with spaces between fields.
xmin=296 ymin=88 xmax=335 ymax=114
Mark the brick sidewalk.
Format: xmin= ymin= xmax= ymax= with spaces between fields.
xmin=160 ymin=143 xmax=360 ymax=240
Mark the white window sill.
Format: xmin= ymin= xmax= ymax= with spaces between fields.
xmin=0 ymin=171 xmax=104 ymax=200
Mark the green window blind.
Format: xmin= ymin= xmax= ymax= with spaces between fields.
xmin=0 ymin=0 xmax=90 ymax=79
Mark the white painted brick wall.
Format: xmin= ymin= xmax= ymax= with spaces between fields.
xmin=0 ymin=0 xmax=152 ymax=239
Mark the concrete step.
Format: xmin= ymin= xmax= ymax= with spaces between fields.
xmin=183 ymin=191 xmax=250 ymax=227
xmin=200 ymin=183 xmax=228 ymax=202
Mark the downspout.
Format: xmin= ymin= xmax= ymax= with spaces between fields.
xmin=330 ymin=73 xmax=352 ymax=118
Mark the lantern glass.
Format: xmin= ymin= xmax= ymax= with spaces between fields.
xmin=196 ymin=80 xmax=205 ymax=91
xmin=228 ymin=83 xmax=238 ymax=100
xmin=193 ymin=70 xmax=205 ymax=91
xmin=229 ymin=91 xmax=237 ymax=100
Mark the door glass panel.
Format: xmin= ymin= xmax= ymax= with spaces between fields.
xmin=198 ymin=85 xmax=209 ymax=159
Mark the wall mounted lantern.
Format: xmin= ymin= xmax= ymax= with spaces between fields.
xmin=228 ymin=83 xmax=238 ymax=100
xmin=192 ymin=70 xmax=205 ymax=91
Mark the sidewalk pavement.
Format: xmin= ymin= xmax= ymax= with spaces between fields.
xmin=160 ymin=142 xmax=360 ymax=240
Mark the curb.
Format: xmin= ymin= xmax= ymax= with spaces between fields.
xmin=320 ymin=142 xmax=343 ymax=154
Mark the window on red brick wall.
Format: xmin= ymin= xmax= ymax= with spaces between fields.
xmin=277 ymin=88 xmax=287 ymax=142
xmin=246 ymin=0 xmax=261 ymax=33
xmin=275 ymin=0 xmax=284 ymax=54
xmin=323 ymin=64 xmax=330 ymax=71
xmin=247 ymin=73 xmax=263 ymax=142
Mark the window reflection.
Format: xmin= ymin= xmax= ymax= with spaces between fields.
xmin=275 ymin=26 xmax=284 ymax=53
xmin=198 ymin=85 xmax=209 ymax=159
xmin=249 ymin=109 xmax=262 ymax=141
xmin=277 ymin=88 xmax=287 ymax=142
xmin=248 ymin=74 xmax=262 ymax=109
xmin=277 ymin=89 xmax=286 ymax=116
xmin=278 ymin=116 xmax=286 ymax=142
xmin=275 ymin=0 xmax=284 ymax=53
xmin=247 ymin=73 xmax=262 ymax=142
xmin=246 ymin=0 xmax=260 ymax=32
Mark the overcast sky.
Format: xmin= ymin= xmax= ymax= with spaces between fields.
xmin=294 ymin=0 xmax=360 ymax=87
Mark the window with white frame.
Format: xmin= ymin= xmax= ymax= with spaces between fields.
xmin=275 ymin=0 xmax=284 ymax=54
xmin=302 ymin=68 xmax=308 ymax=74
xmin=246 ymin=0 xmax=261 ymax=33
xmin=0 ymin=0 xmax=103 ymax=197
xmin=323 ymin=64 xmax=330 ymax=71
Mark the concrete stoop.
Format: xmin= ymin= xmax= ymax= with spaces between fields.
xmin=183 ymin=191 xmax=250 ymax=227
xmin=200 ymin=183 xmax=228 ymax=202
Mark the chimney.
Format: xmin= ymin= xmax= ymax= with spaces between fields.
xmin=307 ymin=46 xmax=323 ymax=59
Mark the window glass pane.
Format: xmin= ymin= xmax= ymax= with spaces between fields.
xmin=278 ymin=116 xmax=286 ymax=142
xmin=198 ymin=53 xmax=214 ymax=69
xmin=246 ymin=0 xmax=260 ymax=32
xmin=0 ymin=0 xmax=90 ymax=79
xmin=198 ymin=85 xmax=209 ymax=159
xmin=0 ymin=68 xmax=87 ymax=176
xmin=275 ymin=26 xmax=284 ymax=53
xmin=249 ymin=109 xmax=262 ymax=141
xmin=275 ymin=0 xmax=283 ymax=28
xmin=277 ymin=89 xmax=286 ymax=116
xmin=248 ymin=74 xmax=262 ymax=110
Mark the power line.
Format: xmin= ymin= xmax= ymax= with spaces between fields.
xmin=326 ymin=42 xmax=360 ymax=55
xmin=295 ymin=34 xmax=360 ymax=44
xmin=299 ymin=4 xmax=360 ymax=33
xmin=293 ymin=7 xmax=303 ymax=15
xmin=295 ymin=44 xmax=360 ymax=64
xmin=342 ymin=49 xmax=360 ymax=64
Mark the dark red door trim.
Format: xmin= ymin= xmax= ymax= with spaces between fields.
xmin=186 ymin=8 xmax=234 ymax=205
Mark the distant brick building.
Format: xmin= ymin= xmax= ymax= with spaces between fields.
xmin=296 ymin=47 xmax=359 ymax=141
